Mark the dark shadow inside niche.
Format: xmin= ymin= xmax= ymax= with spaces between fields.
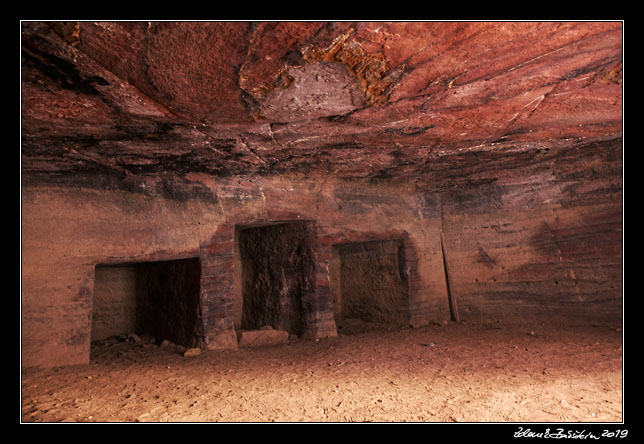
xmin=237 ymin=221 xmax=315 ymax=338
xmin=91 ymin=258 xmax=202 ymax=351
xmin=136 ymin=258 xmax=202 ymax=348
xmin=332 ymin=239 xmax=409 ymax=334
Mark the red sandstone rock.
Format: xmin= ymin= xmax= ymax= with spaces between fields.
xmin=20 ymin=21 xmax=623 ymax=368
xmin=237 ymin=328 xmax=290 ymax=348
xmin=21 ymin=21 xmax=621 ymax=184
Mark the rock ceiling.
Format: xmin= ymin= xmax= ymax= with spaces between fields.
xmin=21 ymin=21 xmax=622 ymax=190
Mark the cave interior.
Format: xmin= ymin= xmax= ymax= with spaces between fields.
xmin=20 ymin=21 xmax=622 ymax=369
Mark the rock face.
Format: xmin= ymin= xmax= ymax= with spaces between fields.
xmin=21 ymin=21 xmax=622 ymax=186
xmin=183 ymin=348 xmax=201 ymax=357
xmin=91 ymin=266 xmax=138 ymax=342
xmin=333 ymin=240 xmax=409 ymax=326
xmin=20 ymin=21 xmax=622 ymax=367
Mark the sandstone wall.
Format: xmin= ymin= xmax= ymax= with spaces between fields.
xmin=21 ymin=139 xmax=622 ymax=367
xmin=91 ymin=266 xmax=137 ymax=341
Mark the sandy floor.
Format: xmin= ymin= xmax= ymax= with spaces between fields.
xmin=21 ymin=320 xmax=623 ymax=423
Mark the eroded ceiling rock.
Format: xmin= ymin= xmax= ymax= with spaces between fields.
xmin=259 ymin=61 xmax=366 ymax=122
xmin=300 ymin=28 xmax=405 ymax=106
xmin=21 ymin=21 xmax=623 ymax=191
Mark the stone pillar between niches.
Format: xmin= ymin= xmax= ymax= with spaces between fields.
xmin=306 ymin=232 xmax=338 ymax=339
xmin=199 ymin=224 xmax=238 ymax=351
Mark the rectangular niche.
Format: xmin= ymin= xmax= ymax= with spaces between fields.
xmin=235 ymin=221 xmax=315 ymax=338
xmin=331 ymin=239 xmax=409 ymax=328
xmin=91 ymin=258 xmax=202 ymax=349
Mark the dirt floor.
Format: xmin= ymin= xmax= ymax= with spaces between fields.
xmin=20 ymin=320 xmax=623 ymax=423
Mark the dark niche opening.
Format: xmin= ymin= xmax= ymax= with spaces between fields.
xmin=237 ymin=221 xmax=314 ymax=338
xmin=91 ymin=258 xmax=202 ymax=350
xmin=332 ymin=239 xmax=409 ymax=333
